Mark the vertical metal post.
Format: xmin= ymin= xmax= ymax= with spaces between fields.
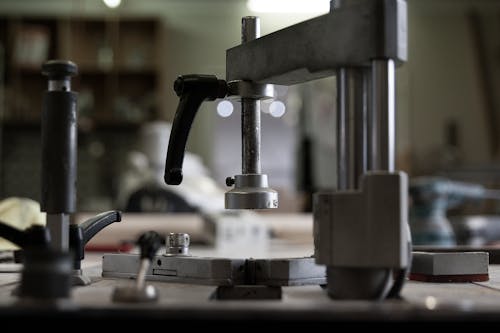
xmin=41 ymin=60 xmax=78 ymax=252
xmin=371 ymin=59 xmax=396 ymax=172
xmin=241 ymin=16 xmax=261 ymax=174
xmin=336 ymin=67 xmax=366 ymax=190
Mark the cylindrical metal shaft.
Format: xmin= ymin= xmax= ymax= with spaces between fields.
xmin=241 ymin=16 xmax=261 ymax=175
xmin=136 ymin=258 xmax=149 ymax=290
xmin=370 ymin=59 xmax=396 ymax=172
xmin=242 ymin=100 xmax=261 ymax=174
xmin=41 ymin=60 xmax=78 ymax=252
xmin=336 ymin=67 xmax=367 ymax=190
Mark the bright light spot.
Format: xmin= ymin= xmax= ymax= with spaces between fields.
xmin=247 ymin=0 xmax=329 ymax=13
xmin=217 ymin=100 xmax=234 ymax=117
xmin=425 ymin=296 xmax=437 ymax=310
xmin=269 ymin=101 xmax=286 ymax=118
xmin=103 ymin=0 xmax=121 ymax=9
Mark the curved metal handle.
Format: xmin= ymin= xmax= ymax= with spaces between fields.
xmin=164 ymin=74 xmax=227 ymax=185
xmin=79 ymin=210 xmax=122 ymax=244
xmin=69 ymin=210 xmax=122 ymax=269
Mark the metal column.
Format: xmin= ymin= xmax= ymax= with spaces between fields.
xmin=370 ymin=59 xmax=396 ymax=172
xmin=336 ymin=67 xmax=367 ymax=190
xmin=241 ymin=17 xmax=261 ymax=175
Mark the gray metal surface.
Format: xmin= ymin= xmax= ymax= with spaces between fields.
xmin=314 ymin=172 xmax=409 ymax=268
xmin=225 ymin=174 xmax=278 ymax=209
xmin=46 ymin=213 xmax=70 ymax=251
xmin=371 ymin=59 xmax=396 ymax=171
xmin=337 ymin=67 xmax=367 ymax=190
xmin=226 ymin=80 xmax=275 ymax=100
xmin=48 ymin=79 xmax=70 ymax=91
xmin=252 ymin=257 xmax=326 ymax=286
xmin=411 ymin=252 xmax=489 ymax=276
xmin=226 ymin=0 xmax=407 ymax=84
xmin=103 ymin=254 xmax=246 ymax=286
xmin=102 ymin=254 xmax=325 ymax=287
xmin=164 ymin=233 xmax=190 ymax=256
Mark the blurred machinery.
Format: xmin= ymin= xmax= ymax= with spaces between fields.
xmin=410 ymin=176 xmax=500 ymax=246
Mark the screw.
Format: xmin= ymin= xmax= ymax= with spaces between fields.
xmin=226 ymin=177 xmax=235 ymax=187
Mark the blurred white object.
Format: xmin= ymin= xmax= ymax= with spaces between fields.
xmin=116 ymin=121 xmax=225 ymax=213
xmin=203 ymin=211 xmax=269 ymax=258
xmin=0 ymin=197 xmax=45 ymax=250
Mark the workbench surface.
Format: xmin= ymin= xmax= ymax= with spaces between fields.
xmin=2 ymin=249 xmax=500 ymax=325
xmin=0 ymin=211 xmax=498 ymax=324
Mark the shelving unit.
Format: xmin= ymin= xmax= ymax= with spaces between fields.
xmin=0 ymin=15 xmax=164 ymax=127
xmin=0 ymin=15 xmax=165 ymax=208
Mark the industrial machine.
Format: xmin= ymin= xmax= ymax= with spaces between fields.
xmin=120 ymin=0 xmax=410 ymax=300
xmin=1 ymin=0 xmax=411 ymax=306
xmin=0 ymin=60 xmax=120 ymax=298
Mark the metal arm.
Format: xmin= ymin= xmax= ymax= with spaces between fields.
xmin=226 ymin=0 xmax=407 ymax=84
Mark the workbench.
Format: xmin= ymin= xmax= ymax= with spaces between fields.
xmin=1 ymin=214 xmax=500 ymax=325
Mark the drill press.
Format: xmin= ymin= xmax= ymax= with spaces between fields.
xmin=105 ymin=0 xmax=411 ymax=301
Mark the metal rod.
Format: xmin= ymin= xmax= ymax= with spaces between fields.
xmin=337 ymin=67 xmax=366 ymax=190
xmin=136 ymin=258 xmax=149 ymax=290
xmin=371 ymin=59 xmax=395 ymax=172
xmin=367 ymin=66 xmax=376 ymax=171
xmin=46 ymin=213 xmax=70 ymax=251
xmin=241 ymin=16 xmax=261 ymax=175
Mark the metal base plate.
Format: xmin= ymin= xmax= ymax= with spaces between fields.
xmin=102 ymin=254 xmax=326 ymax=287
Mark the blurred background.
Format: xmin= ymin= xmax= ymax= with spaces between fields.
xmin=1 ymin=0 xmax=500 ymax=246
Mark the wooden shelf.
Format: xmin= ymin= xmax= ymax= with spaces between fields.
xmin=0 ymin=15 xmax=163 ymax=129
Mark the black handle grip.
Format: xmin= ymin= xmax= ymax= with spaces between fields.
xmin=69 ymin=210 xmax=122 ymax=269
xmin=137 ymin=231 xmax=163 ymax=261
xmin=0 ymin=222 xmax=49 ymax=249
xmin=79 ymin=210 xmax=122 ymax=244
xmin=164 ymin=75 xmax=227 ymax=185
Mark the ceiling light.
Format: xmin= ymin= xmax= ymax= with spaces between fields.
xmin=247 ymin=0 xmax=329 ymax=13
xmin=103 ymin=0 xmax=122 ymax=9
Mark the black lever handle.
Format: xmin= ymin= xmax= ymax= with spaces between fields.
xmin=69 ymin=210 xmax=122 ymax=270
xmin=137 ymin=231 xmax=163 ymax=261
xmin=0 ymin=221 xmax=73 ymax=300
xmin=0 ymin=223 xmax=50 ymax=249
xmin=164 ymin=74 xmax=227 ymax=185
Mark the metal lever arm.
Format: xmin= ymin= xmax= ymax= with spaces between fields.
xmin=0 ymin=223 xmax=49 ymax=249
xmin=164 ymin=74 xmax=227 ymax=185
xmin=137 ymin=231 xmax=163 ymax=261
xmin=69 ymin=210 xmax=122 ymax=269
